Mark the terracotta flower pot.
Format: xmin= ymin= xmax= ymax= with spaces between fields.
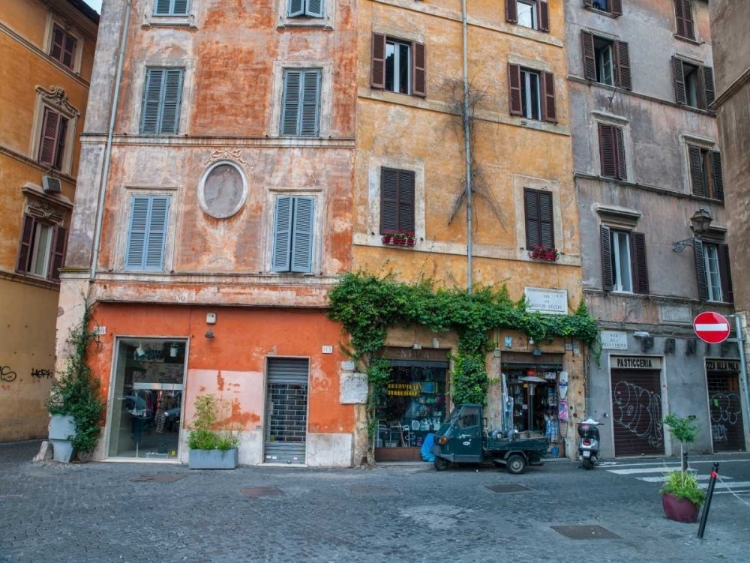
xmin=382 ymin=235 xmax=392 ymax=244
xmin=661 ymin=493 xmax=700 ymax=523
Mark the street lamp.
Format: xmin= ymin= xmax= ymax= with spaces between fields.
xmin=672 ymin=208 xmax=713 ymax=252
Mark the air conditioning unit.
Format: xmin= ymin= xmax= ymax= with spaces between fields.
xmin=42 ymin=175 xmax=62 ymax=194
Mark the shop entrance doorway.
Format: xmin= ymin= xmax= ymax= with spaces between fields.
xmin=610 ymin=368 xmax=664 ymax=456
xmin=264 ymin=357 xmax=309 ymax=464
xmin=707 ymin=360 xmax=745 ymax=452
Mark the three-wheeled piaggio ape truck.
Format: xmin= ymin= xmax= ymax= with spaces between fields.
xmin=431 ymin=404 xmax=548 ymax=474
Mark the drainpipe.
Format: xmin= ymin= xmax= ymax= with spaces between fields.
xmin=461 ymin=0 xmax=473 ymax=294
xmin=90 ymin=0 xmax=132 ymax=281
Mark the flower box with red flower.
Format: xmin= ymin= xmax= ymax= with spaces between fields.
xmin=528 ymin=245 xmax=559 ymax=262
xmin=383 ymin=230 xmax=416 ymax=247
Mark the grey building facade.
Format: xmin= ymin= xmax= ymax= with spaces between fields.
xmin=566 ymin=0 xmax=748 ymax=457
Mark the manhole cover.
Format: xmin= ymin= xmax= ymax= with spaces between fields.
xmin=240 ymin=487 xmax=283 ymax=498
xmin=130 ymin=474 xmax=186 ymax=483
xmin=486 ymin=484 xmax=530 ymax=493
xmin=348 ymin=485 xmax=399 ymax=496
xmin=551 ymin=525 xmax=620 ymax=540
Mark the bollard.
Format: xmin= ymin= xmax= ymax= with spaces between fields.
xmin=682 ymin=450 xmax=688 ymax=473
xmin=697 ymin=462 xmax=719 ymax=539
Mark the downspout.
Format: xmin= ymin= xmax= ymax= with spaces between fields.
xmin=461 ymin=0 xmax=473 ymax=294
xmin=90 ymin=0 xmax=132 ymax=281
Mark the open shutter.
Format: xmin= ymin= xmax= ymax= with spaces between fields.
xmin=39 ymin=109 xmax=61 ymax=166
xmin=524 ymin=190 xmax=540 ymax=249
xmin=710 ymin=151 xmax=724 ymax=201
xmin=380 ymin=168 xmax=399 ymax=234
xmin=272 ymin=196 xmax=293 ymax=272
xmin=688 ymin=146 xmax=705 ymax=196
xmin=371 ymin=34 xmax=387 ymax=89
xmin=693 ymin=239 xmax=708 ymax=301
xmin=54 ymin=117 xmax=68 ymax=170
xmin=672 ymin=57 xmax=686 ymax=105
xmin=16 ymin=215 xmax=35 ymax=273
xmin=305 ymin=0 xmax=324 ymax=17
xmin=508 ymin=64 xmax=523 ymax=116
xmin=682 ymin=0 xmax=695 ymax=40
xmin=160 ymin=69 xmax=183 ymax=134
xmin=51 ymin=26 xmax=64 ymax=61
xmin=141 ymin=68 xmax=164 ymax=134
xmin=281 ymin=70 xmax=301 ymax=135
xmin=49 ymin=225 xmax=67 ymax=281
xmin=145 ymin=197 xmax=169 ymax=270
xmin=611 ymin=0 xmax=622 ymax=17
xmin=703 ymin=66 xmax=715 ymax=107
xmin=288 ymin=0 xmax=304 ymax=17
xmin=614 ymin=41 xmax=632 ymax=90
xmin=125 ymin=197 xmax=150 ymax=269
xmin=718 ymin=244 xmax=734 ymax=303
xmin=300 ymin=70 xmax=321 ymax=136
xmin=506 ymin=0 xmax=518 ymax=23
xmin=413 ymin=42 xmax=427 ymax=98
xmin=62 ymin=35 xmax=77 ymax=69
xmin=542 ymin=71 xmax=556 ymax=123
xmin=601 ymin=226 xmax=614 ymax=291
xmin=630 ymin=232 xmax=649 ymax=294
xmin=398 ymin=171 xmax=416 ymax=233
xmin=582 ymin=32 xmax=597 ymax=81
xmin=598 ymin=123 xmax=616 ymax=178
xmin=614 ymin=126 xmax=627 ymax=180
xmin=539 ymin=2 xmax=550 ymax=32
xmin=291 ymin=197 xmax=315 ymax=273
xmin=674 ymin=0 xmax=686 ymax=37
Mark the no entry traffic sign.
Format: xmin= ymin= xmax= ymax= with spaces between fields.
xmin=693 ymin=312 xmax=731 ymax=344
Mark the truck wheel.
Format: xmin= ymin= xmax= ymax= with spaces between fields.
xmin=506 ymin=454 xmax=527 ymax=475
xmin=434 ymin=457 xmax=450 ymax=471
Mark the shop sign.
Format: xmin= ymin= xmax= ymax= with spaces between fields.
xmin=612 ymin=356 xmax=662 ymax=370
xmin=600 ymin=331 xmax=628 ymax=350
xmin=524 ymin=287 xmax=567 ymax=315
xmin=386 ymin=383 xmax=420 ymax=397
xmin=706 ymin=359 xmax=740 ymax=372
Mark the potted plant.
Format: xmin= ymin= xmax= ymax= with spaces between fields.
xmin=188 ymin=394 xmax=239 ymax=469
xmin=529 ymin=245 xmax=559 ymax=261
xmin=381 ymin=230 xmax=394 ymax=244
xmin=393 ymin=231 xmax=407 ymax=246
xmin=405 ymin=231 xmax=416 ymax=247
xmin=660 ymin=414 xmax=705 ymax=522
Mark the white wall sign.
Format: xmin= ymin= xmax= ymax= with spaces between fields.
xmin=340 ymin=372 xmax=368 ymax=404
xmin=524 ymin=287 xmax=567 ymax=315
xmin=600 ymin=331 xmax=628 ymax=350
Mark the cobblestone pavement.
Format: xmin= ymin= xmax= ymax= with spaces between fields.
xmin=1 ymin=442 xmax=749 ymax=563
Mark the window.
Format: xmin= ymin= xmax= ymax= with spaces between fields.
xmin=16 ymin=215 xmax=66 ymax=282
xmin=600 ymin=226 xmax=648 ymax=294
xmin=506 ymin=0 xmax=549 ymax=32
xmin=380 ymin=168 xmax=415 ymax=235
xmin=371 ymin=34 xmax=426 ymax=98
xmin=49 ymin=24 xmax=77 ymax=70
xmin=524 ymin=189 xmax=554 ymax=250
xmin=597 ymin=123 xmax=627 ymax=180
xmin=695 ymin=241 xmax=733 ymax=303
xmin=674 ymin=0 xmax=695 ymax=41
xmin=509 ymin=65 xmax=556 ymax=122
xmin=280 ymin=69 xmax=321 ymax=136
xmin=584 ymin=0 xmax=622 ymax=16
xmin=38 ymin=108 xmax=69 ymax=170
xmin=272 ymin=196 xmax=315 ymax=273
xmin=581 ymin=32 xmax=631 ymax=90
xmin=688 ymin=146 xmax=724 ymax=200
xmin=288 ymin=0 xmax=323 ymax=18
xmin=154 ymin=0 xmax=189 ymax=15
xmin=673 ymin=58 xmax=715 ymax=109
xmin=140 ymin=68 xmax=184 ymax=135
xmin=125 ymin=196 xmax=170 ymax=271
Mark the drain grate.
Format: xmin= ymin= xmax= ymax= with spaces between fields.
xmin=240 ymin=487 xmax=284 ymax=498
xmin=130 ymin=474 xmax=186 ymax=483
xmin=486 ymin=484 xmax=530 ymax=493
xmin=551 ymin=525 xmax=621 ymax=540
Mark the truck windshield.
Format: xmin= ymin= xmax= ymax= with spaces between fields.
xmin=446 ymin=407 xmax=461 ymax=426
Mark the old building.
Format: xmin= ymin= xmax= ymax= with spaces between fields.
xmin=56 ymin=0 xmax=358 ymax=465
xmin=567 ymin=0 xmax=747 ymax=457
xmin=0 ymin=0 xmax=98 ymax=442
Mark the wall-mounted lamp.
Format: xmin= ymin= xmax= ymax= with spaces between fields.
xmin=672 ymin=208 xmax=713 ymax=252
xmin=205 ymin=330 xmax=214 ymax=339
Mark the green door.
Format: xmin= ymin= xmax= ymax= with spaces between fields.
xmin=452 ymin=406 xmax=482 ymax=462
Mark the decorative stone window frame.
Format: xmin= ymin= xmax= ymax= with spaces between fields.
xmin=21 ymin=182 xmax=73 ymax=226
xmin=680 ymin=133 xmax=718 ymax=196
xmin=595 ymin=204 xmax=642 ymax=230
xmin=129 ymin=59 xmax=195 ymax=136
xmin=267 ymin=61 xmax=333 ymax=138
xmin=44 ymin=14 xmax=84 ymax=74
xmin=198 ymin=160 xmax=249 ymax=219
xmin=142 ymin=0 xmax=199 ymax=29
xmin=591 ymin=111 xmax=633 ymax=183
xmin=29 ymin=86 xmax=80 ymax=175
xmin=276 ymin=0 xmax=336 ymax=30
xmin=512 ymin=174 xmax=563 ymax=260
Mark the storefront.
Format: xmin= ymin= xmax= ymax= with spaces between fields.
xmin=706 ymin=359 xmax=746 ymax=452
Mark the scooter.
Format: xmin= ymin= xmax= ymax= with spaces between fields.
xmin=577 ymin=417 xmax=603 ymax=470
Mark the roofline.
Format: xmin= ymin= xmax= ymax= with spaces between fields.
xmin=66 ymin=0 xmax=100 ymax=25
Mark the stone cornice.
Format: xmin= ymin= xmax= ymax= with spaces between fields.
xmin=574 ymin=173 xmax=725 ymax=206
xmin=79 ymin=135 xmax=356 ymax=149
xmin=712 ymin=65 xmax=750 ymax=109
xmin=0 ymin=145 xmax=78 ymax=183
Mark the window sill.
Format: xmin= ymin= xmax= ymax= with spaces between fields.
xmin=673 ymin=33 xmax=701 ymax=46
xmin=142 ymin=16 xmax=197 ymax=29
xmin=277 ymin=19 xmax=333 ymax=30
xmin=584 ymin=7 xmax=620 ymax=19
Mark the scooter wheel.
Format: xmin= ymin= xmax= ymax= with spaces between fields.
xmin=582 ymin=457 xmax=593 ymax=470
xmin=434 ymin=457 xmax=450 ymax=471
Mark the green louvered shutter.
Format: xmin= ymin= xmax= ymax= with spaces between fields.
xmin=281 ymin=71 xmax=301 ymax=135
xmin=126 ymin=197 xmax=169 ymax=270
xmin=141 ymin=69 xmax=164 ymax=134
xmin=288 ymin=0 xmax=304 ymax=17
xmin=306 ymin=0 xmax=324 ymax=17
xmin=299 ymin=70 xmax=321 ymax=136
xmin=160 ymin=69 xmax=183 ymax=134
xmin=126 ymin=197 xmax=150 ymax=269
xmin=291 ymin=197 xmax=315 ymax=273
xmin=172 ymin=0 xmax=189 ymax=15
xmin=145 ymin=197 xmax=169 ymax=270
xmin=272 ymin=196 xmax=293 ymax=272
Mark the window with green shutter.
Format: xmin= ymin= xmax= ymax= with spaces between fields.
xmin=125 ymin=196 xmax=171 ymax=271
xmin=154 ymin=0 xmax=190 ymax=15
xmin=140 ymin=68 xmax=184 ymax=135
xmin=288 ymin=0 xmax=324 ymax=18
xmin=272 ymin=196 xmax=315 ymax=273
xmin=281 ymin=69 xmax=321 ymax=137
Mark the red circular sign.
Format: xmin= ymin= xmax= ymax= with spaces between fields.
xmin=693 ymin=312 xmax=731 ymax=344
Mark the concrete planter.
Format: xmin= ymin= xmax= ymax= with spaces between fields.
xmin=189 ymin=448 xmax=239 ymax=469
xmin=48 ymin=415 xmax=76 ymax=463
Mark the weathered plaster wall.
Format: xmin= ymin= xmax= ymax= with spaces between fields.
xmin=709 ymin=0 xmax=750 ymax=96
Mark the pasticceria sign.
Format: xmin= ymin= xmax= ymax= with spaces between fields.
xmin=612 ymin=356 xmax=663 ymax=370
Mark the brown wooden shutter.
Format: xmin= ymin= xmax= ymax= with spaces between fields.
xmin=524 ymin=189 xmax=540 ymax=249
xmin=398 ymin=170 xmax=416 ymax=232
xmin=614 ymin=41 xmax=631 ymax=90
xmin=683 ymin=0 xmax=695 ymax=40
xmin=506 ymin=0 xmax=518 ymax=23
xmin=16 ymin=214 xmax=35 ymax=274
xmin=371 ymin=33 xmax=386 ymax=90
xmin=710 ymin=151 xmax=724 ymax=201
xmin=672 ymin=57 xmax=686 ymax=104
xmin=718 ymin=244 xmax=734 ymax=303
xmin=413 ymin=42 xmax=427 ymax=98
xmin=508 ymin=64 xmax=523 ymax=116
xmin=542 ymin=72 xmax=556 ymax=123
xmin=539 ymin=190 xmax=554 ymax=248
xmin=674 ymin=0 xmax=686 ymax=37
xmin=614 ymin=126 xmax=627 ymax=180
xmin=598 ymin=123 xmax=616 ymax=178
xmin=601 ymin=225 xmax=614 ymax=291
xmin=611 ymin=0 xmax=622 ymax=16
xmin=62 ymin=35 xmax=77 ymax=69
xmin=54 ymin=117 xmax=69 ymax=170
xmin=703 ymin=66 xmax=715 ymax=107
xmin=539 ymin=1 xmax=550 ymax=32
xmin=693 ymin=239 xmax=708 ymax=301
xmin=38 ymin=108 xmax=61 ymax=166
xmin=688 ymin=146 xmax=705 ymax=196
xmin=582 ymin=32 xmax=597 ymax=81
xmin=49 ymin=225 xmax=67 ymax=281
xmin=51 ymin=25 xmax=64 ymax=61
xmin=630 ymin=231 xmax=649 ymax=294
xmin=380 ymin=168 xmax=399 ymax=234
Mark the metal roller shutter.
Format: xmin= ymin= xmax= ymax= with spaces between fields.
xmin=707 ymin=371 xmax=745 ymax=452
xmin=265 ymin=358 xmax=309 ymax=464
xmin=611 ymin=369 xmax=664 ymax=456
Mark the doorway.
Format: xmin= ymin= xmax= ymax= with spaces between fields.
xmin=707 ymin=368 xmax=745 ymax=452
xmin=264 ymin=357 xmax=309 ymax=464
xmin=610 ymin=368 xmax=664 ymax=456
